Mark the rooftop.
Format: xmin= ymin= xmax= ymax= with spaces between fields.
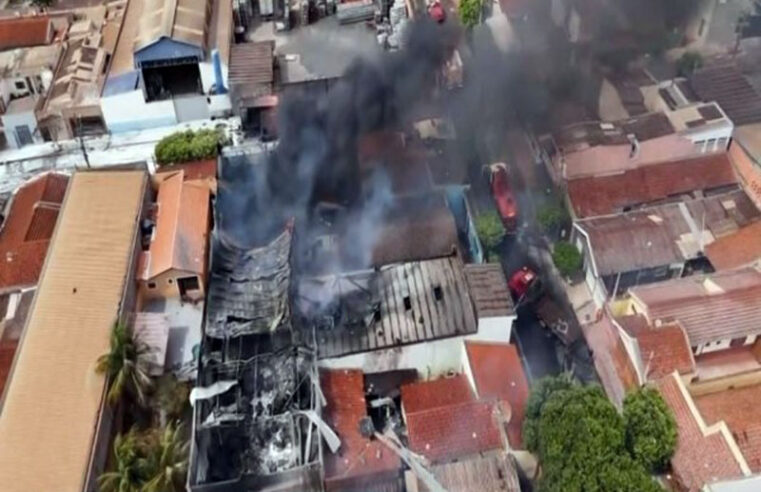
xmin=621 ymin=317 xmax=695 ymax=380
xmin=405 ymin=452 xmax=520 ymax=492
xmin=464 ymin=342 xmax=529 ymax=447
xmin=321 ymin=369 xmax=401 ymax=486
xmin=695 ymin=384 xmax=761 ymax=472
xmin=552 ymin=113 xmax=675 ymax=152
xmin=228 ymin=41 xmax=275 ymax=102
xmin=400 ymin=375 xmax=476 ymax=415
xmin=0 ymin=290 xmax=35 ymax=398
xmin=0 ymin=44 xmax=63 ymax=79
xmin=298 ymin=256 xmax=478 ymax=359
xmin=630 ymin=267 xmax=761 ymax=347
xmin=0 ymin=173 xmax=68 ymax=291
xmin=567 ymin=152 xmax=738 ymax=218
xmin=656 ymin=373 xmax=749 ymax=491
xmin=405 ymin=399 xmax=504 ymax=464
xmin=689 ymin=61 xmax=761 ymax=126
xmin=705 ymin=221 xmax=761 ymax=271
xmin=135 ymin=0 xmax=211 ymax=52
xmin=576 ymin=189 xmax=760 ymax=276
xmin=463 ymin=264 xmax=514 ymax=318
xmin=206 ymin=224 xmax=293 ymax=338
xmin=0 ymin=16 xmax=52 ymax=51
xmin=140 ymin=171 xmax=210 ymax=279
xmin=0 ymin=170 xmax=146 ymax=492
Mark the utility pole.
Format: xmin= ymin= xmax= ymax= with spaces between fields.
xmin=77 ymin=116 xmax=90 ymax=169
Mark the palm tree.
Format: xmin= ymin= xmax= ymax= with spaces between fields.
xmin=96 ymin=321 xmax=153 ymax=407
xmin=97 ymin=429 xmax=150 ymax=492
xmin=143 ymin=423 xmax=190 ymax=492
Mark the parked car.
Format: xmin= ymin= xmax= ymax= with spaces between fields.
xmin=489 ymin=162 xmax=518 ymax=233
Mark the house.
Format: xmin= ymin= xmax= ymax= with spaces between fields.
xmin=0 ymin=44 xmax=64 ymax=148
xmin=566 ymin=152 xmax=738 ymax=219
xmin=320 ymin=368 xmax=402 ymax=492
xmin=400 ymin=375 xmax=508 ymax=464
xmin=689 ymin=61 xmax=761 ymax=128
xmin=39 ymin=7 xmax=127 ymax=141
xmin=0 ymin=170 xmax=147 ymax=491
xmin=306 ymin=259 xmax=516 ymax=378
xmin=228 ymin=41 xmax=275 ymax=134
xmin=0 ymin=16 xmax=53 ymax=51
xmin=138 ymin=170 xmax=210 ymax=301
xmin=463 ymin=341 xmax=529 ymax=448
xmin=100 ymin=0 xmax=233 ymax=132
xmin=656 ymin=373 xmax=750 ymax=492
xmin=404 ymin=453 xmax=521 ymax=492
xmin=0 ymin=172 xmax=68 ymax=400
xmin=573 ymin=189 xmax=760 ymax=303
xmin=705 ymin=221 xmax=761 ymax=271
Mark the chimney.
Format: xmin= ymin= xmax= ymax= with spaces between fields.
xmin=627 ymin=134 xmax=640 ymax=159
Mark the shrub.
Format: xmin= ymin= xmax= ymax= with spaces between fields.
xmin=677 ymin=51 xmax=703 ymax=77
xmin=155 ymin=129 xmax=226 ymax=166
xmin=475 ymin=211 xmax=505 ymax=256
xmin=624 ymin=387 xmax=677 ymax=473
xmin=458 ymin=0 xmax=481 ymax=29
xmin=537 ymin=203 xmax=568 ymax=233
xmin=552 ymin=240 xmax=582 ymax=277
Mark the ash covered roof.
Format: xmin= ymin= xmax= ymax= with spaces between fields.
xmin=297 ymin=256 xmax=478 ymax=359
xmin=206 ymin=224 xmax=293 ymax=338
xmin=463 ymin=264 xmax=514 ymax=318
xmin=689 ymin=61 xmax=761 ymax=126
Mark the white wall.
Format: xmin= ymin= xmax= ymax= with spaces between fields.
xmin=320 ymin=321 xmax=514 ymax=379
xmin=199 ymin=61 xmax=229 ymax=94
xmin=101 ymin=90 xmax=177 ymax=133
xmin=2 ymin=110 xmax=42 ymax=149
xmin=696 ymin=338 xmax=732 ymax=355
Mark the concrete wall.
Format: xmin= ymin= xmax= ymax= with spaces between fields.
xmin=598 ymin=79 xmax=629 ymax=121
xmin=2 ymin=110 xmax=42 ymax=149
xmin=140 ymin=269 xmax=205 ymax=301
xmin=320 ymin=322 xmax=513 ymax=379
xmin=101 ymin=90 xmax=177 ymax=133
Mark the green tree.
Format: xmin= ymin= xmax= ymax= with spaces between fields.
xmin=624 ymin=387 xmax=677 ymax=473
xmin=97 ymin=429 xmax=151 ymax=492
xmin=677 ymin=51 xmax=703 ymax=77
xmin=475 ymin=211 xmax=504 ymax=256
xmin=523 ymin=373 xmax=575 ymax=452
xmin=96 ymin=321 xmax=153 ymax=407
xmin=155 ymin=375 xmax=191 ymax=427
xmin=143 ymin=423 xmax=190 ymax=492
xmin=552 ymin=240 xmax=582 ymax=277
xmin=154 ymin=129 xmax=226 ymax=165
xmin=525 ymin=380 xmax=664 ymax=492
xmin=31 ymin=0 xmax=54 ymax=9
xmin=458 ymin=0 xmax=481 ymax=29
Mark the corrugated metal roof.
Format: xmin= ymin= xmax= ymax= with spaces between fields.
xmin=690 ymin=61 xmax=761 ymax=126
xmin=0 ymin=170 xmax=146 ymax=492
xmin=134 ymin=0 xmax=211 ymax=52
xmin=0 ymin=16 xmax=51 ymax=51
xmin=463 ymin=264 xmax=514 ymax=318
xmin=229 ymin=41 xmax=274 ymax=96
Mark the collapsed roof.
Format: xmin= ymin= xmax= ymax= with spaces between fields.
xmin=206 ymin=225 xmax=293 ymax=338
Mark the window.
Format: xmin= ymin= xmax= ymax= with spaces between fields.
xmin=147 ymin=282 xmax=157 ymax=289
xmin=403 ymin=296 xmax=412 ymax=311
xmin=14 ymin=80 xmax=25 ymax=90
xmin=433 ymin=285 xmax=443 ymax=301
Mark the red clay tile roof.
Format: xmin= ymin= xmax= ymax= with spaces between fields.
xmin=0 ymin=173 xmax=68 ymax=290
xmin=705 ymin=221 xmax=761 ymax=271
xmin=656 ymin=374 xmax=746 ymax=491
xmin=630 ymin=268 xmax=761 ymax=347
xmin=567 ymin=153 xmax=737 ymax=218
xmin=0 ymin=16 xmax=52 ymax=51
xmin=464 ymin=341 xmax=529 ymax=447
xmin=145 ymin=172 xmax=209 ymax=279
xmin=320 ymin=369 xmax=401 ymax=485
xmin=695 ymin=384 xmax=761 ymax=472
xmin=400 ymin=374 xmax=475 ymax=415
xmin=158 ymin=159 xmax=217 ymax=182
xmin=405 ymin=400 xmax=503 ymax=463
xmin=635 ymin=322 xmax=696 ymax=380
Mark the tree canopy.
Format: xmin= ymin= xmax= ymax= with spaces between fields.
xmin=458 ymin=0 xmax=481 ymax=29
xmin=523 ymin=376 xmax=667 ymax=492
xmin=154 ymin=129 xmax=227 ymax=165
xmin=624 ymin=388 xmax=678 ymax=473
xmin=475 ymin=211 xmax=504 ymax=257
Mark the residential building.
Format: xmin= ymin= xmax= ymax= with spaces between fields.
xmin=656 ymin=373 xmax=750 ymax=492
xmin=0 ymin=172 xmax=68 ymax=399
xmin=566 ymin=151 xmax=738 ymax=219
xmin=320 ymin=368 xmax=402 ymax=492
xmin=138 ymin=170 xmax=211 ymax=301
xmin=39 ymin=6 xmax=127 ymax=140
xmin=0 ymin=16 xmax=53 ymax=52
xmin=100 ymin=0 xmax=233 ymax=132
xmin=573 ymin=189 xmax=761 ymax=303
xmin=703 ymin=474 xmax=761 ymax=491
xmin=0 ymin=44 xmax=64 ymax=148
xmin=705 ymin=221 xmax=761 ymax=271
xmin=404 ymin=453 xmax=520 ymax=492
xmin=0 ymin=170 xmax=147 ymax=492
